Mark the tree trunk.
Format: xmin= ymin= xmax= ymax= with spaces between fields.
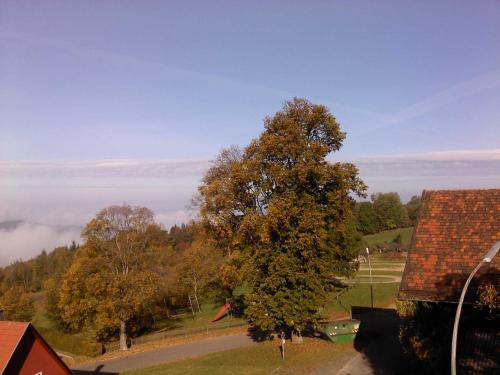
xmin=119 ymin=320 xmax=128 ymax=351
xmin=194 ymin=282 xmax=201 ymax=312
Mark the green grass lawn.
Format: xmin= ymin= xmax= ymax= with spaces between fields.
xmin=160 ymin=302 xmax=246 ymax=331
xmin=123 ymin=338 xmax=355 ymax=375
xmin=324 ymin=282 xmax=400 ymax=319
xmin=363 ymin=227 xmax=413 ymax=246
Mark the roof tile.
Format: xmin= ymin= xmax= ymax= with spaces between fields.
xmin=0 ymin=321 xmax=29 ymax=372
xmin=399 ymin=189 xmax=500 ymax=302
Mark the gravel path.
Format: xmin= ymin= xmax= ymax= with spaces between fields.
xmin=73 ymin=333 xmax=256 ymax=374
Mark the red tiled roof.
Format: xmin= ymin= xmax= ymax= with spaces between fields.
xmin=0 ymin=321 xmax=29 ymax=373
xmin=399 ymin=189 xmax=500 ymax=302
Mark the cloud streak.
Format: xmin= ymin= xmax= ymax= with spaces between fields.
xmin=0 ymin=159 xmax=210 ymax=179
xmin=342 ymin=148 xmax=500 ymax=163
xmin=344 ymin=68 xmax=500 ymax=137
xmin=384 ymin=69 xmax=500 ymax=125
xmin=0 ymin=31 xmax=290 ymax=99
xmin=2 ymin=148 xmax=498 ymax=180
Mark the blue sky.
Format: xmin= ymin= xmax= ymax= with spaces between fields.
xmin=1 ymin=1 xmax=499 ymax=160
xmin=0 ymin=1 xmax=499 ymax=262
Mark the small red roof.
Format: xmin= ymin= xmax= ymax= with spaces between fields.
xmin=0 ymin=321 xmax=29 ymax=373
xmin=399 ymin=189 xmax=500 ymax=302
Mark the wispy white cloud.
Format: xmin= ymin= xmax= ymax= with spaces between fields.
xmin=341 ymin=148 xmax=500 ymax=163
xmin=346 ymin=150 xmax=500 ymax=200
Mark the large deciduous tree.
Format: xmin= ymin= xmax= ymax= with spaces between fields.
xmin=199 ymin=98 xmax=366 ymax=336
xmin=59 ymin=205 xmax=161 ymax=350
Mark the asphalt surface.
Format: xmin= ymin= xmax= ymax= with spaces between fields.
xmin=73 ymin=333 xmax=256 ymax=374
xmin=334 ymin=307 xmax=406 ymax=375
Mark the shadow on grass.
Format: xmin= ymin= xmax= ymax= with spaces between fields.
xmin=72 ymin=365 xmax=119 ymax=375
xmin=350 ymin=306 xmax=411 ymax=374
xmin=247 ymin=326 xmax=270 ymax=342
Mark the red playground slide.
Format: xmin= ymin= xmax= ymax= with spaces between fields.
xmin=212 ymin=303 xmax=231 ymax=322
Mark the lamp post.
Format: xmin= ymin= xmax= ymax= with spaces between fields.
xmin=366 ymin=247 xmax=373 ymax=309
xmin=451 ymin=241 xmax=500 ymax=375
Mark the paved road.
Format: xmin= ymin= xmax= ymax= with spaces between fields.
xmin=334 ymin=307 xmax=407 ymax=375
xmin=73 ymin=333 xmax=256 ymax=374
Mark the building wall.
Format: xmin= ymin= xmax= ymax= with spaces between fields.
xmin=4 ymin=328 xmax=71 ymax=375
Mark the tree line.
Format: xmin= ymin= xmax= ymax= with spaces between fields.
xmin=354 ymin=193 xmax=420 ymax=235
xmin=0 ymin=220 xmax=220 ymax=347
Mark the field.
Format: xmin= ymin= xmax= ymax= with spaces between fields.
xmin=363 ymin=227 xmax=413 ymax=247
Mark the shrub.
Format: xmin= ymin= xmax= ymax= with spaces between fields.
xmin=396 ymin=300 xmax=454 ymax=374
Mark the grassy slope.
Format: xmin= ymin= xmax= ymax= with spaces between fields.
xmin=363 ymin=227 xmax=413 ymax=246
xmin=124 ymin=338 xmax=355 ymax=375
xmin=156 ymin=303 xmax=245 ymax=331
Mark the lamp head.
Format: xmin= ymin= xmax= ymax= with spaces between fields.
xmin=483 ymin=241 xmax=500 ymax=262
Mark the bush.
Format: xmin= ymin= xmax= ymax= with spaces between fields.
xmin=396 ymin=300 xmax=455 ymax=374
xmin=0 ymin=286 xmax=34 ymax=321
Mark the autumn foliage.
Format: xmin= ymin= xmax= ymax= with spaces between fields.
xmin=199 ymin=98 xmax=366 ymax=334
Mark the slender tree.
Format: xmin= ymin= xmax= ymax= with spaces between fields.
xmin=176 ymin=239 xmax=221 ymax=309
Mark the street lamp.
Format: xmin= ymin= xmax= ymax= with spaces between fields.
xmin=366 ymin=247 xmax=373 ymax=309
xmin=451 ymin=241 xmax=500 ymax=375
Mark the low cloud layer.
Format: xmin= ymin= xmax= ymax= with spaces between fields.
xmin=1 ymin=149 xmax=499 ymax=266
xmin=0 ymin=222 xmax=81 ymax=266
xmin=0 ymin=159 xmax=211 ymax=179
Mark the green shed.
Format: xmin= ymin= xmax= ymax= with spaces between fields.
xmin=322 ymin=318 xmax=360 ymax=343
